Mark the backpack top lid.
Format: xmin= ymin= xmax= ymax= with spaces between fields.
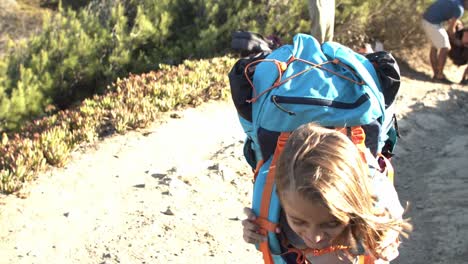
xmin=251 ymin=34 xmax=386 ymax=133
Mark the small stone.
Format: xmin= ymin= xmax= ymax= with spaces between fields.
xmin=161 ymin=208 xmax=174 ymax=216
xmin=151 ymin=173 xmax=167 ymax=179
xmin=208 ymin=163 xmax=219 ymax=171
xmin=170 ymin=113 xmax=182 ymax=119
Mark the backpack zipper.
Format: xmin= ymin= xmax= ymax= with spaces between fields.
xmin=271 ymin=94 xmax=370 ymax=115
xmin=271 ymin=96 xmax=296 ymax=115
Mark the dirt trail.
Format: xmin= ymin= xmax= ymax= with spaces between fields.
xmin=391 ymin=79 xmax=468 ymax=264
xmin=0 ymin=102 xmax=262 ymax=263
xmin=0 ymin=68 xmax=467 ymax=264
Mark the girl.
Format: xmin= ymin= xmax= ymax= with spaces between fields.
xmin=242 ymin=123 xmax=412 ymax=263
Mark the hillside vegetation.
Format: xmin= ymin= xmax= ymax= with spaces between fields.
xmin=1 ymin=57 xmax=234 ymax=193
xmin=0 ymin=0 xmax=433 ymax=132
xmin=0 ymin=0 xmax=437 ymax=193
xmin=0 ymin=0 xmax=50 ymax=53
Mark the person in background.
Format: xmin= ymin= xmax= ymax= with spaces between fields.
xmin=421 ymin=0 xmax=468 ymax=84
xmin=448 ymin=21 xmax=468 ymax=84
xmin=308 ymin=0 xmax=335 ymax=43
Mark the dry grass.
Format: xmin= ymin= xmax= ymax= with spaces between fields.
xmin=0 ymin=0 xmax=52 ymax=55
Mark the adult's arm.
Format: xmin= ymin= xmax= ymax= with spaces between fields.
xmin=448 ymin=17 xmax=460 ymax=38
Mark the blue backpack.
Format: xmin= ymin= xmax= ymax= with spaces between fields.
xmin=228 ymin=33 xmax=401 ymax=264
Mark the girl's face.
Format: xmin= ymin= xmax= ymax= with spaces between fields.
xmin=281 ymin=191 xmax=350 ymax=249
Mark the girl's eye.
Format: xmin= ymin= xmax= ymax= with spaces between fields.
xmin=291 ymin=220 xmax=306 ymax=226
xmin=323 ymin=221 xmax=341 ymax=228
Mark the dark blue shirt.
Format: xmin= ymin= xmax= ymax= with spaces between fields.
xmin=423 ymin=0 xmax=464 ymax=24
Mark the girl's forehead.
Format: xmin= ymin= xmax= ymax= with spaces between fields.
xmin=281 ymin=191 xmax=336 ymax=223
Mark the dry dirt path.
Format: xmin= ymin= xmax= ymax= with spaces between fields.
xmin=0 ymin=102 xmax=261 ymax=264
xmin=391 ymin=78 xmax=468 ymax=264
xmin=0 ymin=72 xmax=467 ymax=264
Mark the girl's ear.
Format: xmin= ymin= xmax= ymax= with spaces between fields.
xmin=347 ymin=224 xmax=365 ymax=256
xmin=336 ymin=219 xmax=367 ymax=256
xmin=331 ymin=224 xmax=356 ymax=252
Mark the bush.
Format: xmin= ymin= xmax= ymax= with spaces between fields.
xmin=40 ymin=0 xmax=92 ymax=10
xmin=0 ymin=0 xmax=260 ymax=131
xmin=1 ymin=0 xmax=433 ymax=132
xmin=334 ymin=0 xmax=433 ymax=50
xmin=0 ymin=56 xmax=235 ymax=194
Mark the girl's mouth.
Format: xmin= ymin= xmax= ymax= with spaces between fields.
xmin=303 ymin=237 xmax=329 ymax=250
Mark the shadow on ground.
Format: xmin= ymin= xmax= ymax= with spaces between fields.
xmin=392 ymin=88 xmax=468 ymax=264
xmin=395 ymin=56 xmax=432 ymax=81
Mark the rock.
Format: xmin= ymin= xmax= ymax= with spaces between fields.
xmin=151 ymin=173 xmax=167 ymax=179
xmin=161 ymin=207 xmax=174 ymax=216
xmin=220 ymin=166 xmax=236 ymax=182
xmin=170 ymin=113 xmax=182 ymax=119
xmin=207 ymin=163 xmax=219 ymax=171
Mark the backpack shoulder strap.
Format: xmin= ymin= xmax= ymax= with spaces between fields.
xmin=254 ymin=132 xmax=290 ymax=263
xmin=358 ymin=255 xmax=374 ymax=264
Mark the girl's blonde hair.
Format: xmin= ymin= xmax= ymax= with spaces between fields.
xmin=275 ymin=123 xmax=411 ymax=259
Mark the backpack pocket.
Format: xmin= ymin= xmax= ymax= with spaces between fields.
xmin=228 ymin=51 xmax=271 ymax=123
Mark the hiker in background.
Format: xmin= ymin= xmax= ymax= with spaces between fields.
xmin=242 ymin=123 xmax=412 ymax=263
xmin=421 ymin=0 xmax=468 ymax=84
xmin=448 ymin=21 xmax=468 ymax=84
xmin=308 ymin=0 xmax=335 ymax=43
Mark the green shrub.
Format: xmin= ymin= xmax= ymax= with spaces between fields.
xmin=1 ymin=0 xmax=432 ymax=133
xmin=40 ymin=0 xmax=92 ymax=10
xmin=334 ymin=0 xmax=433 ymax=50
xmin=0 ymin=56 xmax=235 ymax=194
xmin=0 ymin=133 xmax=46 ymax=193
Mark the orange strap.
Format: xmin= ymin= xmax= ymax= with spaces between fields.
xmin=244 ymin=59 xmax=288 ymax=103
xmin=282 ymin=245 xmax=372 ymax=264
xmin=358 ymin=255 xmax=374 ymax=264
xmin=259 ymin=242 xmax=275 ymax=264
xmin=257 ymin=132 xmax=290 ymax=264
xmin=259 ymin=132 xmax=290 ymax=219
xmin=337 ymin=126 xmax=395 ymax=183
xmin=244 ymin=56 xmax=365 ymax=104
xmin=255 ymin=217 xmax=278 ymax=233
xmin=349 ymin=126 xmax=368 ymax=163
xmin=280 ymin=231 xmax=352 ymax=264
xmin=336 ymin=126 xmax=367 ymax=162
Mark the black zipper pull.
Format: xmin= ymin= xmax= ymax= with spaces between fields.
xmin=393 ymin=113 xmax=400 ymax=138
xmin=272 ymin=96 xmax=296 ymax=116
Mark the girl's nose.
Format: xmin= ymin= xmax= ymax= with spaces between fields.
xmin=313 ymin=232 xmax=325 ymax=243
xmin=305 ymin=228 xmax=325 ymax=244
